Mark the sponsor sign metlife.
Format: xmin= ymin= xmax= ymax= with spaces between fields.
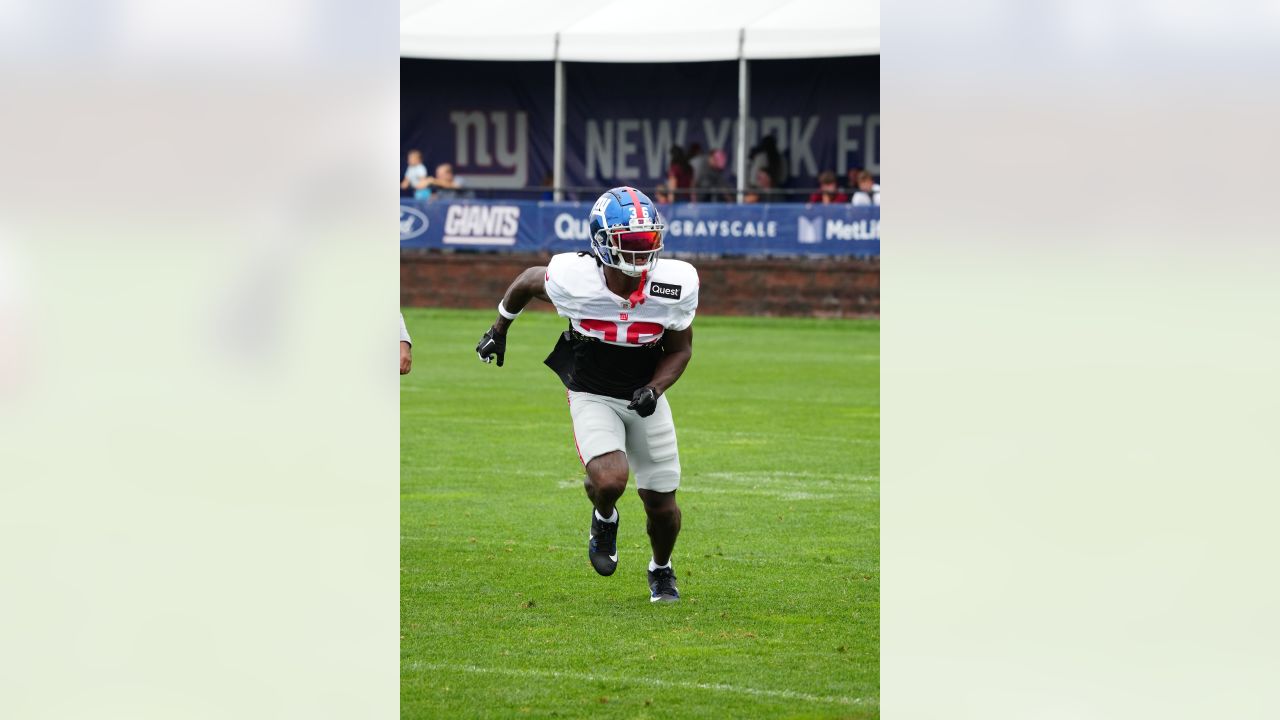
xmin=797 ymin=216 xmax=822 ymax=244
xmin=443 ymin=204 xmax=520 ymax=246
xmin=824 ymin=218 xmax=879 ymax=241
xmin=796 ymin=216 xmax=880 ymax=244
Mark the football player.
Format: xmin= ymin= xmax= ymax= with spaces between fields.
xmin=475 ymin=187 xmax=699 ymax=603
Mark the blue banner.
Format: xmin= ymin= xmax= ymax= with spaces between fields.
xmin=566 ymin=57 xmax=880 ymax=191
xmin=401 ymin=56 xmax=880 ymax=194
xmin=400 ymin=199 xmax=879 ymax=257
xmin=401 ymin=59 xmax=555 ymax=191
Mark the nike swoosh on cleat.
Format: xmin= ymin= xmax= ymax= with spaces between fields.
xmin=609 ymin=554 xmax=617 ymax=562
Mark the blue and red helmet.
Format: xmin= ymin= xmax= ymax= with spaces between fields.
xmin=588 ymin=186 xmax=665 ymax=277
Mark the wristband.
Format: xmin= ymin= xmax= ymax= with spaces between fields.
xmin=497 ymin=302 xmax=522 ymax=321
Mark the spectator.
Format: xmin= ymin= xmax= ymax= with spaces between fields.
xmin=851 ymin=170 xmax=880 ymax=206
xmin=695 ymin=148 xmax=732 ymax=202
xmin=748 ymin=134 xmax=788 ymax=190
xmin=808 ymin=170 xmax=849 ymax=204
xmin=667 ymin=145 xmax=693 ymax=202
xmin=846 ymin=167 xmax=862 ymax=194
xmin=750 ymin=167 xmax=774 ymax=203
xmin=425 ymin=163 xmax=463 ymax=201
xmin=687 ymin=142 xmax=708 ymax=190
xmin=402 ymin=149 xmax=428 ymax=197
xmin=654 ymin=183 xmax=674 ymax=204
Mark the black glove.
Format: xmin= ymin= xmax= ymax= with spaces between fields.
xmin=476 ymin=326 xmax=506 ymax=367
xmin=627 ymin=385 xmax=660 ymax=417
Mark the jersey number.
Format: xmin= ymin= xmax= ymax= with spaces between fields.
xmin=579 ymin=320 xmax=664 ymax=344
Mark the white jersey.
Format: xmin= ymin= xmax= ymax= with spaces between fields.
xmin=852 ymin=184 xmax=881 ymax=206
xmin=544 ymin=253 xmax=699 ymax=346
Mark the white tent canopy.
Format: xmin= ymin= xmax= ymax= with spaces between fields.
xmin=401 ymin=0 xmax=879 ymax=197
xmin=400 ymin=0 xmax=880 ymax=62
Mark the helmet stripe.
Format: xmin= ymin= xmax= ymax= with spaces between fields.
xmin=622 ymin=186 xmax=647 ymax=223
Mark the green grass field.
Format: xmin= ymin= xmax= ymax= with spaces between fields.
xmin=401 ymin=308 xmax=879 ymax=719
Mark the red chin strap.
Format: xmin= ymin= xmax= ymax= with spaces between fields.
xmin=628 ymin=268 xmax=648 ymax=308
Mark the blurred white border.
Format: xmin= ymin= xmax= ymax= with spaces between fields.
xmin=0 ymin=2 xmax=399 ymax=717
xmin=885 ymin=1 xmax=1280 ymax=718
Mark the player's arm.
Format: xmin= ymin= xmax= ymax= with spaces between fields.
xmin=475 ymin=266 xmax=550 ymax=367
xmin=400 ymin=313 xmax=413 ymax=375
xmin=628 ymin=326 xmax=693 ymax=417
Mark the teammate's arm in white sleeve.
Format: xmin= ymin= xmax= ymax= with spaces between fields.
xmin=400 ymin=313 xmax=413 ymax=375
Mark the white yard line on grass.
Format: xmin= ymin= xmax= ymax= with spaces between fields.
xmin=704 ymin=554 xmax=877 ymax=570
xmin=700 ymin=471 xmax=879 ymax=483
xmin=556 ymin=472 xmax=878 ymax=492
xmin=405 ymin=662 xmax=876 ymax=707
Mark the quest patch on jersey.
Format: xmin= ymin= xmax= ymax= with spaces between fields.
xmin=648 ymin=281 xmax=682 ymax=300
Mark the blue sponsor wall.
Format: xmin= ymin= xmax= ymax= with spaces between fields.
xmin=401 ymin=199 xmax=879 ymax=257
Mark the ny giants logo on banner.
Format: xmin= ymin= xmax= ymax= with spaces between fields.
xmin=449 ymin=111 xmax=528 ymax=188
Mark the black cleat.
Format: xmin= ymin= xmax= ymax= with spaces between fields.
xmin=648 ymin=566 xmax=679 ymax=603
xmin=588 ymin=510 xmax=619 ymax=576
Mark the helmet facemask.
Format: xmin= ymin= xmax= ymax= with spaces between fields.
xmin=593 ymin=224 xmax=664 ymax=277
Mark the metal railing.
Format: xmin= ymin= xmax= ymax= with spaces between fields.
xmin=401 ymin=186 xmax=865 ymax=204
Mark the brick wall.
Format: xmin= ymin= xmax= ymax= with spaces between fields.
xmin=401 ymin=251 xmax=879 ymax=317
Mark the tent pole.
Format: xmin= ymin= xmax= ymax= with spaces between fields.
xmin=553 ymin=33 xmax=565 ymax=202
xmin=736 ymin=28 xmax=749 ymax=204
